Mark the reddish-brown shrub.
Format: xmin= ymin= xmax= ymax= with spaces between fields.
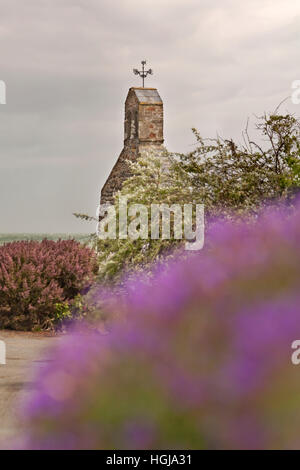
xmin=0 ymin=240 xmax=98 ymax=330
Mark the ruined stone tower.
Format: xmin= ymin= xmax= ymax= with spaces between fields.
xmin=100 ymin=87 xmax=164 ymax=206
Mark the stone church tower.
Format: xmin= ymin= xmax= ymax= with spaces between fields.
xmin=100 ymin=87 xmax=164 ymax=205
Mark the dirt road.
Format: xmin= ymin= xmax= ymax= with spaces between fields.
xmin=0 ymin=330 xmax=57 ymax=447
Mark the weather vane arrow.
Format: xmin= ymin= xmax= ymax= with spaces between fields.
xmin=133 ymin=60 xmax=153 ymax=88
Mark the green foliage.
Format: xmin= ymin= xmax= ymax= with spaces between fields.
xmin=84 ymin=111 xmax=300 ymax=282
xmin=72 ymin=213 xmax=97 ymax=223
xmin=177 ymin=112 xmax=300 ymax=215
xmin=0 ymin=233 xmax=91 ymax=246
xmin=53 ymin=302 xmax=72 ymax=326
xmin=96 ymin=148 xmax=186 ymax=281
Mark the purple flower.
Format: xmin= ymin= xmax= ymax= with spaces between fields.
xmin=17 ymin=200 xmax=300 ymax=449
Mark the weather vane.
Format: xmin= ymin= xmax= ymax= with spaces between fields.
xmin=133 ymin=60 xmax=153 ymax=88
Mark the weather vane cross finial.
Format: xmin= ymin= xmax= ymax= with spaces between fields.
xmin=133 ymin=60 xmax=153 ymax=88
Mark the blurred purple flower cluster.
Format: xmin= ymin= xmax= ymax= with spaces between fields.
xmin=0 ymin=239 xmax=98 ymax=330
xmin=20 ymin=203 xmax=300 ymax=449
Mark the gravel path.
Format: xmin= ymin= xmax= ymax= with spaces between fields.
xmin=0 ymin=330 xmax=58 ymax=447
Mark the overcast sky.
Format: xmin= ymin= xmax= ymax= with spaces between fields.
xmin=0 ymin=0 xmax=299 ymax=233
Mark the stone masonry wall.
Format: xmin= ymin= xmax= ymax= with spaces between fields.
xmin=100 ymin=145 xmax=137 ymax=206
xmin=100 ymin=87 xmax=164 ymax=207
xmin=139 ymin=104 xmax=163 ymax=143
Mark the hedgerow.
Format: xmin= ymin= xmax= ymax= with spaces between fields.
xmin=0 ymin=239 xmax=98 ymax=330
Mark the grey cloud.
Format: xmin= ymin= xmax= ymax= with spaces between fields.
xmin=0 ymin=0 xmax=299 ymax=231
